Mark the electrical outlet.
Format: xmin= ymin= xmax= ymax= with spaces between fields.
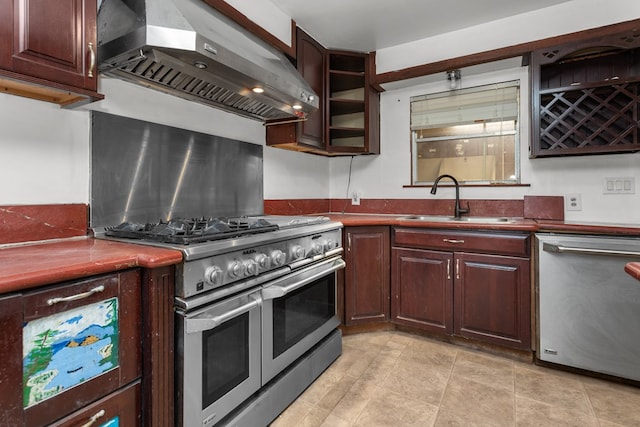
xmin=566 ymin=193 xmax=582 ymax=211
xmin=351 ymin=191 xmax=361 ymax=205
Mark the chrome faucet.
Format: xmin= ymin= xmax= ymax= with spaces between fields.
xmin=430 ymin=174 xmax=470 ymax=219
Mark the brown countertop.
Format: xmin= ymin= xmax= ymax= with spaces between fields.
xmin=0 ymin=237 xmax=182 ymax=294
xmin=325 ymin=213 xmax=538 ymax=231
xmin=625 ymin=262 xmax=640 ymax=281
xmin=325 ymin=214 xmax=640 ymax=236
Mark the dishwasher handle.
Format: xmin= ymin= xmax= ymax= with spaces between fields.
xmin=543 ymin=242 xmax=640 ymax=258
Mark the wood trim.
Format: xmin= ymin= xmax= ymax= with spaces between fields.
xmin=200 ymin=0 xmax=296 ymax=58
xmin=141 ymin=266 xmax=175 ymax=427
xmin=375 ymin=18 xmax=640 ymax=85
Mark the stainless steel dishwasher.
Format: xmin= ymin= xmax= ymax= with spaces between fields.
xmin=536 ymin=233 xmax=640 ymax=382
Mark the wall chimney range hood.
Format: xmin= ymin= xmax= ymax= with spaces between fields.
xmin=98 ymin=0 xmax=318 ymax=121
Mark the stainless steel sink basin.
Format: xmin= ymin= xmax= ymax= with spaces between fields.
xmin=398 ymin=215 xmax=514 ymax=223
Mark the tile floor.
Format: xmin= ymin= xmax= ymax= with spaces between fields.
xmin=270 ymin=331 xmax=640 ymax=427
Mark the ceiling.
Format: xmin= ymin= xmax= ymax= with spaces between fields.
xmin=269 ymin=0 xmax=570 ymax=52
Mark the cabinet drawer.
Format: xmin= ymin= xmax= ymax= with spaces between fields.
xmin=393 ymin=227 xmax=530 ymax=257
xmin=49 ymin=381 xmax=141 ymax=426
xmin=22 ymin=270 xmax=141 ymax=427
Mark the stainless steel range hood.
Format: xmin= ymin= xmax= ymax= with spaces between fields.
xmin=97 ymin=0 xmax=318 ymax=121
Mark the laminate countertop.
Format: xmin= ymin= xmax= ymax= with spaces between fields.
xmin=0 ymin=237 xmax=182 ymax=294
xmin=325 ymin=213 xmax=538 ymax=231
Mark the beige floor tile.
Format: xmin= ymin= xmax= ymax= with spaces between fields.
xmin=451 ymin=349 xmax=515 ymax=392
xmin=435 ymin=375 xmax=515 ymax=426
xmin=273 ymin=332 xmax=640 ymax=427
xmin=269 ymin=398 xmax=315 ymax=427
xmin=353 ymin=386 xmax=439 ymax=427
xmin=318 ymin=413 xmax=352 ymax=427
xmin=327 ymin=375 xmax=378 ymax=424
xmin=379 ymin=356 xmax=452 ymax=406
xmin=583 ymin=379 xmax=640 ymax=426
xmin=515 ymin=395 xmax=599 ymax=427
xmin=314 ymin=373 xmax=358 ymax=413
xmin=515 ymin=364 xmax=591 ymax=412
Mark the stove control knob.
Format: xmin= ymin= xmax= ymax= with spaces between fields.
xmin=245 ymin=259 xmax=258 ymax=276
xmin=255 ymin=253 xmax=269 ymax=269
xmin=311 ymin=242 xmax=323 ymax=255
xmin=291 ymin=245 xmax=304 ymax=260
xmin=204 ymin=266 xmax=223 ymax=286
xmin=271 ymin=250 xmax=286 ymax=266
xmin=324 ymin=239 xmax=336 ymax=251
xmin=229 ymin=261 xmax=244 ymax=278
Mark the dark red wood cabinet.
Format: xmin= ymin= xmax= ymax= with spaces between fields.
xmin=391 ymin=228 xmax=532 ymax=350
xmin=1 ymin=270 xmax=142 ymax=426
xmin=530 ymin=28 xmax=640 ymax=157
xmin=0 ymin=0 xmax=103 ymax=105
xmin=267 ymin=30 xmax=380 ymax=155
xmin=344 ymin=226 xmax=390 ymax=325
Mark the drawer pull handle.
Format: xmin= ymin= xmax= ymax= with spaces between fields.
xmin=47 ymin=285 xmax=105 ymax=306
xmin=443 ymin=238 xmax=465 ymax=244
xmin=88 ymin=42 xmax=96 ymax=78
xmin=81 ymin=409 xmax=105 ymax=427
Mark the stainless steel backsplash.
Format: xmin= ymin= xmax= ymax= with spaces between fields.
xmin=90 ymin=112 xmax=263 ymax=228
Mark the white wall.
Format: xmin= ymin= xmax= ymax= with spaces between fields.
xmin=0 ymin=94 xmax=90 ymax=204
xmin=329 ymin=65 xmax=640 ymax=224
xmin=1 ymin=0 xmax=639 ymax=224
xmin=0 ymin=78 xmax=330 ymax=205
xmin=327 ymin=0 xmax=640 ymax=224
xmin=376 ymin=0 xmax=640 ymax=74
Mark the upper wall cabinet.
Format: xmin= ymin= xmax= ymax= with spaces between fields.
xmin=327 ymin=50 xmax=380 ymax=155
xmin=267 ymin=30 xmax=380 ymax=156
xmin=0 ymin=0 xmax=104 ymax=107
xmin=530 ymin=29 xmax=640 ymax=157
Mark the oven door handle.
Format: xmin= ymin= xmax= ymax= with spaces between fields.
xmin=185 ymin=297 xmax=261 ymax=334
xmin=262 ymin=258 xmax=346 ymax=300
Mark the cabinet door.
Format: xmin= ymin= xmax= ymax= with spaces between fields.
xmin=391 ymin=248 xmax=453 ymax=334
xmin=0 ymin=293 xmax=23 ymax=425
xmin=344 ymin=226 xmax=390 ymax=325
xmin=23 ymin=270 xmax=141 ymax=427
xmin=0 ymin=0 xmax=97 ymax=91
xmin=454 ymin=252 xmax=531 ymax=350
xmin=266 ymin=28 xmax=326 ymax=151
xmin=296 ymin=27 xmax=325 ymax=148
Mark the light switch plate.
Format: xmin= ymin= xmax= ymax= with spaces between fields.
xmin=603 ymin=177 xmax=635 ymax=194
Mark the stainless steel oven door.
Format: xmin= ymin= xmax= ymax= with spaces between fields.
xmin=261 ymin=256 xmax=345 ymax=384
xmin=176 ymin=288 xmax=262 ymax=427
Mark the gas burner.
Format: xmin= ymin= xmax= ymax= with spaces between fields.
xmin=105 ymin=216 xmax=279 ymax=245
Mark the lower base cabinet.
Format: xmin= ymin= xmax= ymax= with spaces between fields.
xmin=391 ymin=228 xmax=532 ymax=350
xmin=0 ymin=269 xmax=143 ymax=426
xmin=344 ymin=226 xmax=390 ymax=325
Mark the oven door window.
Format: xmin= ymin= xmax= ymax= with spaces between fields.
xmin=272 ymin=275 xmax=336 ymax=358
xmin=202 ymin=312 xmax=250 ymax=408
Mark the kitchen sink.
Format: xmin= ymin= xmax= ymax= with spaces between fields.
xmin=398 ymin=215 xmax=514 ymax=223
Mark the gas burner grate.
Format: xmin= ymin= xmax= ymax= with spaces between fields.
xmin=105 ymin=217 xmax=279 ymax=245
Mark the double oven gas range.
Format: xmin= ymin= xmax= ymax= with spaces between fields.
xmin=102 ymin=214 xmax=344 ymax=426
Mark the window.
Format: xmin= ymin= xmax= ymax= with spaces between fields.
xmin=410 ymin=81 xmax=520 ymax=185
